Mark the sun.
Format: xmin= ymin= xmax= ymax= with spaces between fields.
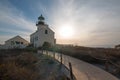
xmin=59 ymin=26 xmax=74 ymax=38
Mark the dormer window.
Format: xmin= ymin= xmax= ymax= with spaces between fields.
xmin=45 ymin=30 xmax=48 ymax=34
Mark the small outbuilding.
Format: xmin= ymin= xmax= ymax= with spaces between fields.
xmin=5 ymin=35 xmax=29 ymax=49
xmin=115 ymin=44 xmax=120 ymax=49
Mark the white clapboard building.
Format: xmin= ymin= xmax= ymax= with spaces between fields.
xmin=30 ymin=15 xmax=55 ymax=48
xmin=5 ymin=35 xmax=29 ymax=49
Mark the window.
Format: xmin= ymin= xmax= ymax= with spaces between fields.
xmin=11 ymin=41 xmax=14 ymax=45
xmin=21 ymin=42 xmax=23 ymax=44
xmin=34 ymin=36 xmax=38 ymax=41
xmin=45 ymin=30 xmax=48 ymax=34
xmin=16 ymin=41 xmax=20 ymax=44
xmin=36 ymin=36 xmax=38 ymax=40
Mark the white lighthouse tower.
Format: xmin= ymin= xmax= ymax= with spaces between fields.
xmin=30 ymin=15 xmax=55 ymax=47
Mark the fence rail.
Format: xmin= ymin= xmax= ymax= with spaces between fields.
xmin=41 ymin=50 xmax=119 ymax=80
xmin=88 ymin=52 xmax=120 ymax=72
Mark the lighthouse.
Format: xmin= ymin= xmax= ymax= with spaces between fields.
xmin=30 ymin=15 xmax=55 ymax=47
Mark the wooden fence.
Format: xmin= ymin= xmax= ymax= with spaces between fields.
xmin=41 ymin=50 xmax=119 ymax=80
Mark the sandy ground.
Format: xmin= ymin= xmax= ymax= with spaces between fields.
xmin=35 ymin=53 xmax=69 ymax=80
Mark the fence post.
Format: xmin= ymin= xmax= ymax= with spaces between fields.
xmin=57 ymin=53 xmax=59 ymax=61
xmin=105 ymin=60 xmax=109 ymax=71
xmin=69 ymin=62 xmax=73 ymax=80
xmin=53 ymin=52 xmax=55 ymax=59
xmin=60 ymin=53 xmax=62 ymax=65
xmin=46 ymin=51 xmax=48 ymax=56
xmin=105 ymin=53 xmax=110 ymax=71
xmin=42 ymin=50 xmax=43 ymax=54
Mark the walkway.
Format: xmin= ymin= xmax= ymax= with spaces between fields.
xmin=43 ymin=51 xmax=119 ymax=80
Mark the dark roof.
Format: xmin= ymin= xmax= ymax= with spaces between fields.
xmin=115 ymin=44 xmax=120 ymax=48
xmin=38 ymin=14 xmax=45 ymax=20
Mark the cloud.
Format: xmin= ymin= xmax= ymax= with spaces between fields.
xmin=45 ymin=0 xmax=120 ymax=47
xmin=0 ymin=0 xmax=120 ymax=47
xmin=0 ymin=0 xmax=36 ymax=44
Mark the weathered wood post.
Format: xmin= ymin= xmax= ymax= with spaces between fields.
xmin=53 ymin=52 xmax=55 ymax=59
xmin=46 ymin=50 xmax=48 ymax=56
xmin=105 ymin=52 xmax=109 ymax=71
xmin=69 ymin=62 xmax=74 ymax=80
xmin=58 ymin=53 xmax=59 ymax=60
xmin=42 ymin=50 xmax=43 ymax=54
xmin=60 ymin=53 xmax=62 ymax=65
xmin=105 ymin=60 xmax=109 ymax=71
xmin=42 ymin=49 xmax=44 ymax=55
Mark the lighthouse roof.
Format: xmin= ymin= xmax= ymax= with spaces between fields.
xmin=38 ymin=14 xmax=45 ymax=20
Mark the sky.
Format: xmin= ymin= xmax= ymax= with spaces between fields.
xmin=0 ymin=0 xmax=120 ymax=48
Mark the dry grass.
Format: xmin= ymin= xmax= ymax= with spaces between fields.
xmin=56 ymin=45 xmax=120 ymax=61
xmin=57 ymin=45 xmax=120 ymax=63
xmin=0 ymin=49 xmax=70 ymax=80
xmin=0 ymin=51 xmax=40 ymax=80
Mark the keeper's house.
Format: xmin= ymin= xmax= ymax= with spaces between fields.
xmin=30 ymin=15 xmax=56 ymax=48
xmin=115 ymin=44 xmax=120 ymax=49
xmin=5 ymin=35 xmax=29 ymax=49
